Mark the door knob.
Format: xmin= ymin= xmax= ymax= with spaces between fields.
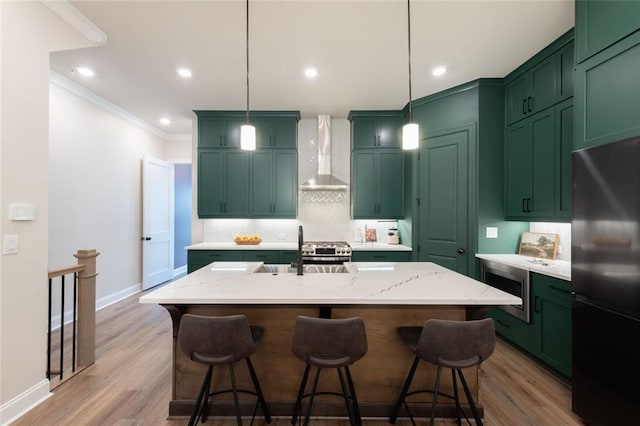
xmin=457 ymin=248 xmax=466 ymax=254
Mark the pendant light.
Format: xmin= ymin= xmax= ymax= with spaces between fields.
xmin=240 ymin=0 xmax=256 ymax=151
xmin=402 ymin=0 xmax=419 ymax=150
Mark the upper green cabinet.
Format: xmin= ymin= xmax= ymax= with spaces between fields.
xmin=198 ymin=149 xmax=250 ymax=217
xmin=575 ymin=0 xmax=640 ymax=64
xmin=505 ymin=36 xmax=574 ymax=126
xmin=254 ymin=117 xmax=298 ymax=149
xmin=195 ymin=111 xmax=300 ymax=219
xmin=351 ymin=150 xmax=404 ymax=219
xmin=349 ymin=111 xmax=403 ymax=149
xmin=197 ymin=116 xmax=245 ymax=148
xmin=250 ymin=150 xmax=297 ymax=217
xmin=349 ymin=111 xmax=404 ymax=219
xmin=505 ymin=99 xmax=573 ymax=221
xmin=575 ymin=30 xmax=640 ymax=150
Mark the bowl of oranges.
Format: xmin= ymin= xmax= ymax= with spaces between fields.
xmin=234 ymin=235 xmax=262 ymax=245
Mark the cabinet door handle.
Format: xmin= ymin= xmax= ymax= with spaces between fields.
xmin=522 ymin=99 xmax=527 ymax=115
xmin=526 ymin=198 xmax=532 ymax=213
xmin=527 ymin=96 xmax=532 ymax=112
xmin=522 ymin=198 xmax=527 ymax=213
xmin=223 ymin=203 xmax=227 ymax=213
xmin=219 ymin=135 xmax=224 ymax=146
xmin=534 ymin=295 xmax=540 ymax=313
xmin=550 ymin=285 xmax=570 ymax=294
xmin=373 ymin=135 xmax=377 ymax=146
xmin=220 ymin=203 xmax=223 ymax=213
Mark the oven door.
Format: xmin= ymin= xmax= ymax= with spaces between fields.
xmin=480 ymin=260 xmax=530 ymax=323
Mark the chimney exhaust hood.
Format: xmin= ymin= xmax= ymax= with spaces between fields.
xmin=300 ymin=115 xmax=349 ymax=191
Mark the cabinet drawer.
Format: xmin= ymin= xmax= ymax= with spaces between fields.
xmin=351 ymin=251 xmax=411 ymax=262
xmin=281 ymin=250 xmax=298 ymax=265
xmin=188 ymin=250 xmax=243 ymax=264
xmin=243 ymin=250 xmax=281 ymax=263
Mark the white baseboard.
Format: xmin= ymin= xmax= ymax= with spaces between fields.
xmin=173 ymin=265 xmax=187 ymax=277
xmin=0 ymin=379 xmax=51 ymax=426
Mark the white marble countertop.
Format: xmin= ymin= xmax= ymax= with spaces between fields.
xmin=185 ymin=242 xmax=412 ymax=252
xmin=139 ymin=261 xmax=520 ymax=306
xmin=475 ymin=254 xmax=571 ymax=281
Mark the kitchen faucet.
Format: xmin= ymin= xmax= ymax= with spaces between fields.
xmin=296 ymin=225 xmax=304 ymax=275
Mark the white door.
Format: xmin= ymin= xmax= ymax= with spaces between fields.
xmin=142 ymin=155 xmax=174 ymax=290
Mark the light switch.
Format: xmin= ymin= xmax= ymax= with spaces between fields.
xmin=3 ymin=235 xmax=18 ymax=255
xmin=486 ymin=227 xmax=498 ymax=239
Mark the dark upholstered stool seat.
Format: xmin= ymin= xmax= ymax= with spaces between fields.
xmin=290 ymin=316 xmax=367 ymax=426
xmin=390 ymin=318 xmax=495 ymax=426
xmin=177 ymin=314 xmax=271 ymax=426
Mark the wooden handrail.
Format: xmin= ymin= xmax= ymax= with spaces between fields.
xmin=48 ymin=264 xmax=85 ymax=279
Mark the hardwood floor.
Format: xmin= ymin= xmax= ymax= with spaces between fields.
xmin=14 ymin=288 xmax=585 ymax=425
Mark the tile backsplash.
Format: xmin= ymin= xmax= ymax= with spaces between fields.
xmin=202 ymin=117 xmax=406 ymax=245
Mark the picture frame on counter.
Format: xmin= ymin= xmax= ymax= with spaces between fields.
xmin=519 ymin=232 xmax=559 ymax=260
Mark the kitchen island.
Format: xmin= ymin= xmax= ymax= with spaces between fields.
xmin=140 ymin=261 xmax=519 ymax=420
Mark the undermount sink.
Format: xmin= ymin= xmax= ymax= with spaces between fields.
xmin=255 ymin=264 xmax=349 ymax=274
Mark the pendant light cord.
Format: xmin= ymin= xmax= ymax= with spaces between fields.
xmin=246 ymin=0 xmax=250 ymax=124
xmin=407 ymin=0 xmax=413 ymax=122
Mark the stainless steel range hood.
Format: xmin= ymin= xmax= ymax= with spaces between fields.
xmin=300 ymin=115 xmax=349 ymax=191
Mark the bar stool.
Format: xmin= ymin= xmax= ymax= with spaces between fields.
xmin=290 ymin=316 xmax=368 ymax=426
xmin=177 ymin=314 xmax=271 ymax=426
xmin=389 ymin=318 xmax=495 ymax=426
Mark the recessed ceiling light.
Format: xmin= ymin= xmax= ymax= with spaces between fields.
xmin=432 ymin=66 xmax=447 ymax=77
xmin=177 ymin=67 xmax=192 ymax=78
xmin=72 ymin=66 xmax=95 ymax=77
xmin=159 ymin=118 xmax=171 ymax=126
xmin=304 ymin=67 xmax=318 ymax=79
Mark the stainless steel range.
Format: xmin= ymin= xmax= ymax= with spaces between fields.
xmin=301 ymin=241 xmax=352 ymax=264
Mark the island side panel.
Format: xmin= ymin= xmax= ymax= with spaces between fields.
xmin=166 ymin=304 xmax=479 ymax=417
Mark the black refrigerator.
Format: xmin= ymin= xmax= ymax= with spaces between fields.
xmin=572 ymin=136 xmax=640 ymax=425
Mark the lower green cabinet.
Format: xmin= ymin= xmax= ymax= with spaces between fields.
xmin=490 ymin=272 xmax=572 ymax=378
xmin=187 ymin=250 xmax=243 ymax=273
xmin=351 ymin=251 xmax=411 ymax=262
xmin=242 ymin=250 xmax=281 ymax=263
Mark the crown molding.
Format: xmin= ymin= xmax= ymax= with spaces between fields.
xmin=50 ymin=71 xmax=170 ymax=139
xmin=41 ymin=0 xmax=108 ymax=44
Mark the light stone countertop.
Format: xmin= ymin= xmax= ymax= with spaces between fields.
xmin=185 ymin=242 xmax=412 ymax=252
xmin=139 ymin=261 xmax=520 ymax=306
xmin=475 ymin=254 xmax=571 ymax=281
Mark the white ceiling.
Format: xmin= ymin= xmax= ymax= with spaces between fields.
xmin=50 ymin=1 xmax=575 ymax=135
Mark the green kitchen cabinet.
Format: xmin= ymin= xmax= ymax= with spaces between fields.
xmin=490 ymin=272 xmax=572 ymax=378
xmin=532 ymin=273 xmax=572 ymax=378
xmin=250 ymin=150 xmax=297 ymax=218
xmin=575 ymin=0 xmax=640 ymax=64
xmin=505 ymin=37 xmax=575 ymax=126
xmin=505 ymin=100 xmax=572 ymax=222
xmin=243 ymin=250 xmax=281 ymax=263
xmin=198 ymin=149 xmax=250 ymax=218
xmin=505 ymin=109 xmax=556 ymax=220
xmin=575 ymin=31 xmax=640 ymax=150
xmin=351 ymin=149 xmax=404 ymax=219
xmin=351 ymin=251 xmax=411 ymax=262
xmin=187 ymin=250 xmax=243 ymax=273
xmin=349 ymin=111 xmax=403 ymax=149
xmin=197 ymin=116 xmax=245 ymax=148
xmin=281 ymin=250 xmax=298 ymax=265
xmin=254 ymin=117 xmax=297 ymax=149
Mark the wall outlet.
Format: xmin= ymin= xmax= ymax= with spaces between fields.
xmin=486 ymin=227 xmax=498 ymax=239
xmin=3 ymin=235 xmax=18 ymax=255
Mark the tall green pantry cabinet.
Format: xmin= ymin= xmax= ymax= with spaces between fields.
xmin=409 ymin=80 xmax=528 ymax=277
xmin=195 ymin=111 xmax=300 ymax=219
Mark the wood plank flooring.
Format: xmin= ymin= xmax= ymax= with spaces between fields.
xmin=14 ymin=287 xmax=585 ymax=425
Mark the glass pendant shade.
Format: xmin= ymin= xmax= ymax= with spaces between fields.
xmin=402 ymin=122 xmax=419 ymax=150
xmin=241 ymin=124 xmax=256 ymax=151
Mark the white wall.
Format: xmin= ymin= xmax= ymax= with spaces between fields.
xmin=166 ymin=136 xmax=192 ymax=164
xmin=0 ymin=2 xmax=96 ymax=423
xmin=48 ymin=82 xmax=167 ymax=307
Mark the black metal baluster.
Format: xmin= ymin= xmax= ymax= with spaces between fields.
xmin=47 ymin=278 xmax=52 ymax=380
xmin=72 ymin=272 xmax=78 ymax=373
xmin=60 ymin=275 xmax=65 ymax=380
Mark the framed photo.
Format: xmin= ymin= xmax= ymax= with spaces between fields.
xmin=518 ymin=232 xmax=559 ymax=260
xmin=365 ymin=228 xmax=377 ymax=242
